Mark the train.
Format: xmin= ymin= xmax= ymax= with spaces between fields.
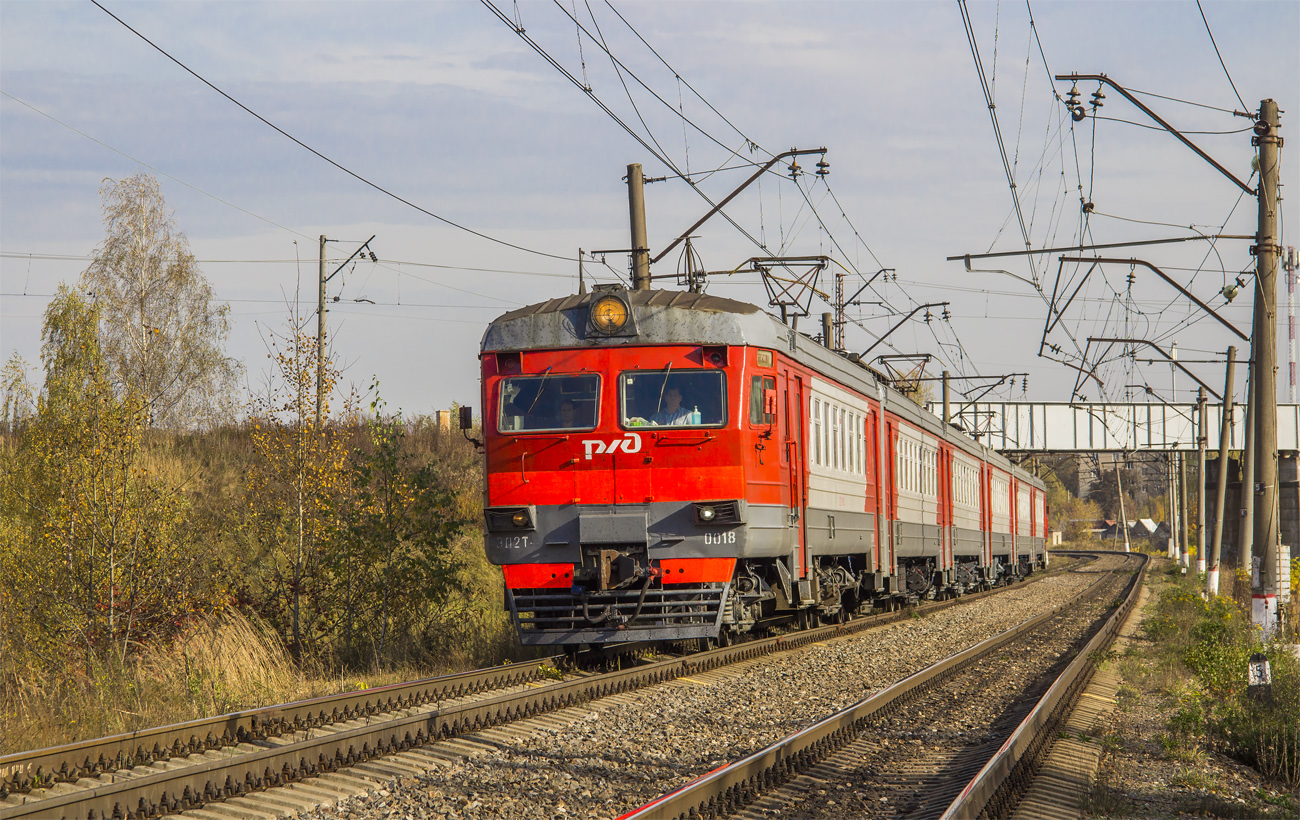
xmin=474 ymin=285 xmax=1048 ymax=647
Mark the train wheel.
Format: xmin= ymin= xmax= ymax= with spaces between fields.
xmin=717 ymin=629 xmax=732 ymax=648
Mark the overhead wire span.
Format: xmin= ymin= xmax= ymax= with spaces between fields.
xmin=551 ymin=0 xmax=764 ymax=164
xmin=91 ymin=0 xmax=578 ymax=263
xmin=481 ymin=0 xmax=775 ymax=260
xmin=601 ymin=0 xmax=770 ymax=158
xmin=1195 ymin=0 xmax=1249 ymax=113
xmin=1 ymin=89 xmax=310 ymax=241
xmin=958 ymin=0 xmax=1034 ymax=263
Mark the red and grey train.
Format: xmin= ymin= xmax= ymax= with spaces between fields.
xmin=477 ymin=286 xmax=1048 ymax=646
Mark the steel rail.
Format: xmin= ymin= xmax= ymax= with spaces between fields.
xmin=941 ymin=550 xmax=1149 ymax=819
xmin=0 ymin=653 xmax=549 ymax=799
xmin=619 ymin=551 xmax=1140 ymax=820
xmin=1 ymin=563 xmax=1074 ymax=820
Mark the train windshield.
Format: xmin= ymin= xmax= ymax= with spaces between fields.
xmin=620 ymin=369 xmax=727 ymax=428
xmin=498 ymin=373 xmax=600 ymax=432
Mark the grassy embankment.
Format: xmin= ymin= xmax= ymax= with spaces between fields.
xmin=1 ymin=420 xmax=545 ymax=756
xmin=1082 ymin=557 xmax=1300 ymax=817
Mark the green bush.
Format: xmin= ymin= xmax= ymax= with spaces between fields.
xmin=1149 ymin=573 xmax=1300 ymax=790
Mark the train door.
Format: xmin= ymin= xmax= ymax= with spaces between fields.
xmin=782 ymin=369 xmax=807 ymax=579
xmin=939 ymin=447 xmax=951 ymax=570
xmin=865 ymin=408 xmax=880 ymax=573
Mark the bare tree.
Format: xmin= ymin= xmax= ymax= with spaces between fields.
xmin=1 ymin=352 xmax=36 ymax=433
xmin=81 ymin=173 xmax=241 ymax=429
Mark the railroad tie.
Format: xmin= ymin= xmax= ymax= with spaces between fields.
xmin=1008 ymin=583 xmax=1151 ymax=820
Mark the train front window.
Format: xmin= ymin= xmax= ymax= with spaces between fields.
xmin=498 ymin=373 xmax=599 ymax=432
xmin=620 ymin=369 xmax=727 ymax=428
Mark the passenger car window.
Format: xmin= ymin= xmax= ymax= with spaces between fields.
xmin=620 ymin=369 xmax=726 ymax=428
xmin=498 ymin=373 xmax=599 ymax=432
xmin=749 ymin=376 xmax=776 ymax=425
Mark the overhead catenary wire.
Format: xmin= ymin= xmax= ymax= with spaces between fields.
xmin=1195 ymin=0 xmax=1249 ymax=113
xmin=958 ymin=0 xmax=1034 ymax=261
xmin=601 ymin=0 xmax=768 ymax=158
xmin=482 ymin=0 xmax=779 ymax=261
xmin=91 ymin=0 xmax=578 ymax=263
xmin=1 ymin=89 xmax=311 ymax=242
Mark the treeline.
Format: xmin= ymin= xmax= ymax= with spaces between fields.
xmin=0 ymin=287 xmax=498 ymax=681
xmin=0 ymin=175 xmax=502 ymax=752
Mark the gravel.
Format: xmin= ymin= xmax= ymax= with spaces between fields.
xmin=299 ymin=558 xmax=1122 ymax=820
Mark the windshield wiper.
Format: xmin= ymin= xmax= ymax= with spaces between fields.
xmin=526 ymin=367 xmax=553 ymax=414
xmin=654 ymin=362 xmax=673 ymax=414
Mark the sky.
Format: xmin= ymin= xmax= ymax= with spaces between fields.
xmin=2 ymin=0 xmax=1297 ymax=421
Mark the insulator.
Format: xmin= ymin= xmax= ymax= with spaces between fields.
xmin=788 ymin=160 xmax=801 ymax=180
xmin=942 ymin=308 xmax=952 ymax=321
xmin=816 ymin=159 xmax=830 ymax=176
xmin=924 ymin=310 xmax=933 ymax=323
xmin=1066 ymin=85 xmax=1081 ymax=107
xmin=1091 ymin=88 xmax=1105 ymax=108
xmin=1127 ymin=271 xmax=1136 ymax=285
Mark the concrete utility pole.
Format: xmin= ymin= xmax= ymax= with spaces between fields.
xmin=1240 ymin=355 xmax=1256 ymax=580
xmin=1115 ymin=454 xmax=1131 ymax=553
xmin=316 ymin=234 xmax=327 ymax=429
xmin=628 ymin=163 xmax=651 ymax=291
xmin=1210 ymin=346 xmax=1236 ymax=596
xmin=1251 ymin=98 xmax=1283 ymax=629
xmin=821 ymin=313 xmax=834 ymax=349
xmin=1180 ymin=451 xmax=1190 ymax=566
xmin=1196 ymin=388 xmax=1207 ymax=574
xmin=1169 ymin=343 xmax=1180 ymax=562
xmin=942 ymin=371 xmax=951 ymax=426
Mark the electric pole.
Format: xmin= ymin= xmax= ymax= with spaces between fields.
xmin=1210 ymin=346 xmax=1236 ymax=596
xmin=1116 ymin=453 xmax=1131 ymax=553
xmin=628 ymin=163 xmax=650 ymax=291
xmin=1251 ymin=98 xmax=1283 ymax=627
xmin=317 ymin=234 xmax=327 ymax=429
xmin=1196 ymin=388 xmax=1207 ymax=574
xmin=1239 ymin=352 xmax=1256 ymax=581
xmin=315 ymin=234 xmax=377 ymax=429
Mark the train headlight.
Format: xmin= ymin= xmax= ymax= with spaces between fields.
xmin=697 ymin=506 xmax=717 ymax=522
xmin=590 ymin=295 xmax=629 ymax=334
xmin=511 ymin=511 xmax=531 ymax=528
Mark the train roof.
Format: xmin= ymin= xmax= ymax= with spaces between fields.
xmin=482 ymin=287 xmax=1042 ymax=488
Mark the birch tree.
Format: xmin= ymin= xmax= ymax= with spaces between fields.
xmin=0 ymin=285 xmax=224 ymax=671
xmin=244 ymin=322 xmax=354 ymax=657
xmin=81 ymin=173 xmax=240 ymax=429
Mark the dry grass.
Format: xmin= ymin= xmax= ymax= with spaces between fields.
xmin=0 ymin=608 xmax=432 ymax=755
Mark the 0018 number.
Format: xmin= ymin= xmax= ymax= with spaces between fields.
xmin=702 ymin=531 xmax=736 ymax=545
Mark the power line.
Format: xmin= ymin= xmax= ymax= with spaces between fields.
xmin=551 ymin=0 xmax=764 ymax=163
xmin=1195 ymin=0 xmax=1249 ymax=113
xmin=601 ymin=0 xmax=769 ymax=158
xmin=958 ymin=0 xmax=1034 ymax=262
xmin=91 ymin=0 xmax=577 ymax=263
xmin=0 ymin=251 xmax=576 ymax=278
xmin=1 ymin=90 xmax=311 ymax=241
xmin=481 ymin=0 xmax=776 ymax=260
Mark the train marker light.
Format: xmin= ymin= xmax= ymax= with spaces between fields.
xmin=698 ymin=506 xmax=717 ymax=522
xmin=590 ymin=295 xmax=629 ymax=334
xmin=512 ymin=511 xmax=531 ymax=528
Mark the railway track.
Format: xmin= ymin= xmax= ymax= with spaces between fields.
xmin=0 ymin=559 xmax=1080 ymax=820
xmin=622 ymin=550 xmax=1145 ymax=820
